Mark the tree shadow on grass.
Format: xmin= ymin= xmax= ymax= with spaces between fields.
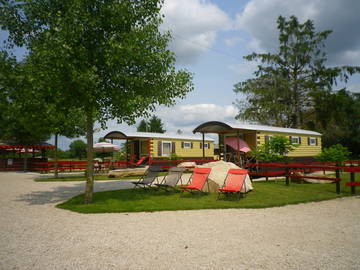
xmin=16 ymin=180 xmax=134 ymax=205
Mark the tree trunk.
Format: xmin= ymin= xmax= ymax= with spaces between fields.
xmin=54 ymin=134 xmax=59 ymax=178
xmin=23 ymin=147 xmax=28 ymax=172
xmin=84 ymin=112 xmax=94 ymax=204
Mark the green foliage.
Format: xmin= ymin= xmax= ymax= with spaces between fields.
xmin=114 ymin=151 xmax=127 ymax=161
xmin=312 ymin=89 xmax=360 ymax=156
xmin=234 ymin=15 xmax=360 ymax=128
xmin=137 ymin=120 xmax=148 ymax=132
xmin=317 ymin=144 xmax=351 ymax=162
xmin=169 ymin=153 xmax=180 ymax=161
xmin=137 ymin=116 xmax=166 ymax=133
xmin=69 ymin=139 xmax=87 ymax=160
xmin=47 ymin=148 xmax=71 ymax=159
xmin=251 ymin=136 xmax=296 ymax=162
xmin=1 ymin=0 xmax=193 ymax=202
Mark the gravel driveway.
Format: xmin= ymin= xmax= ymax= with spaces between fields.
xmin=0 ymin=172 xmax=359 ymax=270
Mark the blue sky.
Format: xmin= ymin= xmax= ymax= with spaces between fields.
xmin=2 ymin=0 xmax=360 ymax=149
xmin=95 ymin=0 xmax=360 ymax=150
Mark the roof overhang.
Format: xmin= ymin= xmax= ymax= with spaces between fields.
xmin=193 ymin=121 xmax=322 ymax=136
xmin=104 ymin=131 xmax=128 ymax=140
xmin=192 ymin=121 xmax=234 ymax=134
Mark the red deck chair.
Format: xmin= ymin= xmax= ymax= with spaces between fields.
xmin=218 ymin=169 xmax=248 ymax=200
xmin=128 ymin=156 xmax=147 ymax=167
xmin=180 ymin=167 xmax=212 ymax=194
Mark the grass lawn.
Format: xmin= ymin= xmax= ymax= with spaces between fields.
xmin=57 ymin=173 xmax=358 ymax=213
xmin=35 ymin=172 xmax=168 ymax=182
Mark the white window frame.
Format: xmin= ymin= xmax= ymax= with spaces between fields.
xmin=309 ymin=137 xmax=317 ymax=146
xmin=204 ymin=142 xmax=209 ymax=149
xmin=291 ymin=136 xmax=300 ymax=145
xmin=161 ymin=141 xmax=172 ymax=157
xmin=183 ymin=142 xmax=192 ymax=149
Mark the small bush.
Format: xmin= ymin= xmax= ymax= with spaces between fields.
xmin=317 ymin=144 xmax=351 ymax=162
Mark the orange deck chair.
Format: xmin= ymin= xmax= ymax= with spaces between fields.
xmin=180 ymin=167 xmax=212 ymax=194
xmin=217 ymin=169 xmax=248 ymax=200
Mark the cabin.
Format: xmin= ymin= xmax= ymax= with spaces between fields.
xmin=104 ymin=131 xmax=215 ymax=162
xmin=193 ymin=121 xmax=322 ymax=164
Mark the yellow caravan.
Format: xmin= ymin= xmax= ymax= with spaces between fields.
xmin=104 ymin=131 xmax=214 ymax=162
xmin=193 ymin=121 xmax=322 ymax=163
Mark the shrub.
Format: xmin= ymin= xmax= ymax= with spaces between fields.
xmin=317 ymin=144 xmax=351 ymax=162
xmin=251 ymin=136 xmax=297 ymax=162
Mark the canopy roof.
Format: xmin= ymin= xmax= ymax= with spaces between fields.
xmin=193 ymin=121 xmax=321 ymax=136
xmin=104 ymin=131 xmax=214 ymax=141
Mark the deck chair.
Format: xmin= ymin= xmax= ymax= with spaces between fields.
xmin=128 ymin=156 xmax=148 ymax=168
xmin=155 ymin=167 xmax=186 ymax=192
xmin=131 ymin=166 xmax=162 ymax=189
xmin=217 ymin=169 xmax=248 ymax=200
xmin=180 ymin=167 xmax=212 ymax=194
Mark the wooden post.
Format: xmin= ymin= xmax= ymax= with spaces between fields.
xmin=285 ymin=165 xmax=290 ymax=186
xmin=224 ymin=135 xmax=227 ymax=161
xmin=202 ymin=133 xmax=205 ymax=158
xmin=147 ymin=139 xmax=151 ymax=166
xmin=335 ymin=163 xmax=341 ymax=194
xmin=126 ymin=139 xmax=129 ymax=167
xmin=350 ymin=171 xmax=355 ymax=195
xmin=236 ymin=131 xmax=240 ymax=167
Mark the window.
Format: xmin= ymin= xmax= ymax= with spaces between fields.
xmin=308 ymin=137 xmax=317 ymax=146
xmin=264 ymin=135 xmax=274 ymax=143
xmin=290 ymin=136 xmax=301 ymax=145
xmin=182 ymin=142 xmax=192 ymax=148
xmin=162 ymin=141 xmax=172 ymax=156
xmin=200 ymin=142 xmax=210 ymax=149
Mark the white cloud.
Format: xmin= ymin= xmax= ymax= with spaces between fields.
xmin=161 ymin=0 xmax=231 ymax=64
xmin=235 ymin=0 xmax=360 ymax=65
xmin=346 ymin=83 xmax=360 ymax=93
xmin=224 ymin=36 xmax=243 ymax=47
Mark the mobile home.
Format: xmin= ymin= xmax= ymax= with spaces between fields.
xmin=193 ymin=121 xmax=322 ymax=163
xmin=104 ymin=131 xmax=214 ymax=162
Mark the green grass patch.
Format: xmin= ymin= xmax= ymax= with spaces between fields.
xmin=57 ymin=173 xmax=358 ymax=213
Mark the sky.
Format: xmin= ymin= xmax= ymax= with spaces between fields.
xmin=2 ymin=0 xmax=360 ymax=149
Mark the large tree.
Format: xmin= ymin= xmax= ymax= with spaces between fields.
xmin=1 ymin=0 xmax=193 ymax=203
xmin=137 ymin=115 xmax=166 ymax=133
xmin=312 ymin=89 xmax=360 ymax=156
xmin=234 ymin=15 xmax=359 ymax=128
xmin=0 ymin=51 xmax=86 ymax=172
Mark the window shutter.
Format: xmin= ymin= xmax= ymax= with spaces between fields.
xmin=265 ymin=135 xmax=269 ymax=143
xmin=299 ymin=137 xmax=302 ymax=144
xmin=181 ymin=142 xmax=184 ymax=148
xmin=171 ymin=142 xmax=176 ymax=153
xmin=308 ymin=137 xmax=310 ymax=145
xmin=158 ymin=141 xmax=162 ymax=156
xmin=200 ymin=142 xmax=203 ymax=149
xmin=315 ymin=138 xmax=318 ymax=146
xmin=191 ymin=142 xmax=193 ymax=149
xmin=208 ymin=143 xmax=210 ymax=149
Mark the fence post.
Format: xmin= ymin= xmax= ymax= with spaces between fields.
xmin=285 ymin=164 xmax=290 ymax=186
xmin=335 ymin=163 xmax=340 ymax=194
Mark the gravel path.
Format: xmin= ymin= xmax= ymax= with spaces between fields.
xmin=0 ymin=172 xmax=359 ymax=270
